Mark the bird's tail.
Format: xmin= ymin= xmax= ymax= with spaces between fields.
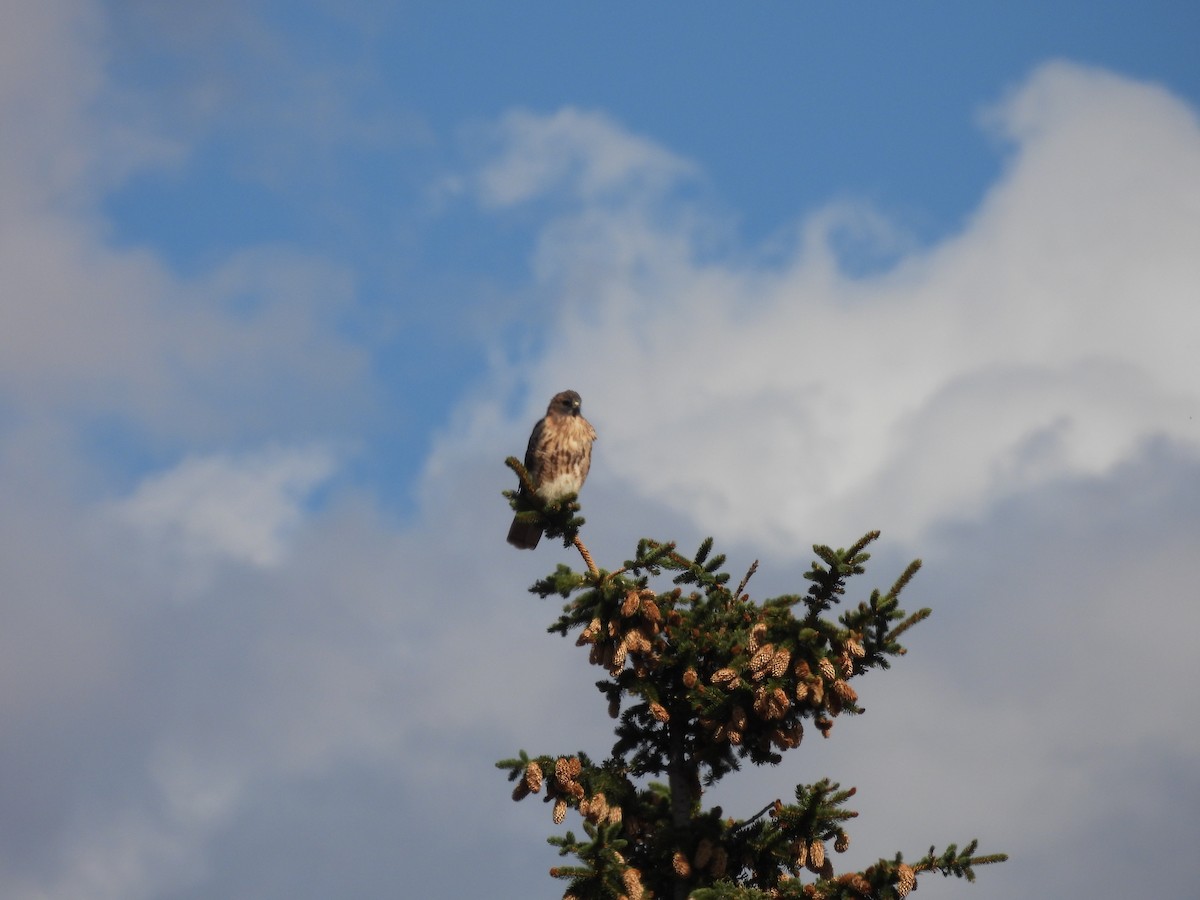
xmin=507 ymin=517 xmax=543 ymax=550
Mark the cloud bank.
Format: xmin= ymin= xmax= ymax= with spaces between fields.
xmin=486 ymin=61 xmax=1199 ymax=555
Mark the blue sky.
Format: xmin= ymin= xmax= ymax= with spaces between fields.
xmin=94 ymin=0 xmax=1200 ymax=507
xmin=2 ymin=2 xmax=1199 ymax=899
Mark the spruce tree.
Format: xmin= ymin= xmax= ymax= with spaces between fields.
xmin=499 ymin=457 xmax=1006 ymax=900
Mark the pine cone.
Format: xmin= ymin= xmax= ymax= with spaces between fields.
xmin=838 ymin=873 xmax=871 ymax=896
xmin=749 ymin=643 xmax=775 ymax=674
xmin=553 ymin=798 xmax=567 ymax=824
xmin=621 ymin=868 xmax=645 ymax=900
xmin=610 ymin=642 xmax=628 ymax=672
xmin=577 ymin=618 xmax=602 ymax=645
xmin=624 ymin=628 xmax=651 ymax=653
xmin=832 ymin=680 xmax=858 ymax=703
xmin=753 ymin=687 xmax=771 ymax=718
xmin=554 ymin=757 xmax=572 ymax=785
xmin=672 ymin=850 xmax=691 ymax=877
xmin=769 ymin=727 xmax=794 ymax=749
xmin=711 ymin=667 xmax=739 ymax=687
xmin=769 ymin=647 xmax=792 ymax=678
xmin=806 ymin=839 xmax=826 ymax=873
xmin=896 ymin=863 xmax=916 ymax=898
xmin=640 ymin=594 xmax=662 ymax=623
xmin=809 ymin=679 xmax=824 ymax=704
xmin=525 ymin=762 xmax=543 ymax=794
xmin=749 ymin=622 xmax=768 ymax=652
xmin=710 ymin=847 xmax=728 ymax=879
xmin=581 ymin=793 xmax=610 ymax=824
xmin=731 ymin=705 xmax=748 ymax=731
xmin=771 ymin=686 xmax=790 ymax=718
xmin=754 ymin=684 xmax=788 ymax=720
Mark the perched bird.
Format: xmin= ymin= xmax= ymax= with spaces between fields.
xmin=507 ymin=390 xmax=597 ymax=549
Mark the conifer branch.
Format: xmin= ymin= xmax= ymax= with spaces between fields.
xmin=504 ymin=455 xmax=537 ymax=495
xmin=911 ymin=840 xmax=1010 ymax=880
xmin=886 ymin=558 xmax=923 ymax=599
xmin=730 ymin=800 xmax=777 ymax=834
xmin=886 ymin=607 xmax=932 ymax=645
xmin=734 ymin=559 xmax=759 ymax=600
xmin=503 ymin=457 xmax=587 ymax=548
xmin=847 ymin=529 xmax=881 ymax=558
xmin=574 ymin=534 xmax=599 ymax=579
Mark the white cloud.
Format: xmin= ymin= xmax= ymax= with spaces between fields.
xmin=473 ymin=106 xmax=698 ymax=208
xmin=484 ymin=61 xmax=1200 ymax=552
xmin=0 ymin=0 xmax=370 ymax=441
xmin=114 ymin=445 xmax=339 ymax=568
xmin=0 ymin=0 xmax=183 ymax=216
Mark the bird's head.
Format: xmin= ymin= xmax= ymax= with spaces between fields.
xmin=550 ymin=390 xmax=583 ymax=417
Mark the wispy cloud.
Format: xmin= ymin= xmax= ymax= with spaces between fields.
xmin=115 ymin=445 xmax=339 ymax=568
xmin=473 ymin=107 xmax=699 ymax=208
xmin=0 ymin=0 xmax=371 ymax=441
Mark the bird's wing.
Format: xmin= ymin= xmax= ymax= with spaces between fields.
xmin=521 ymin=416 xmax=546 ymax=490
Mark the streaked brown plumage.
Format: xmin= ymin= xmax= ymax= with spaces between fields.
xmin=507 ymin=390 xmax=597 ymax=549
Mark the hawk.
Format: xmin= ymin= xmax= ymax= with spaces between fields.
xmin=507 ymin=389 xmax=597 ymax=549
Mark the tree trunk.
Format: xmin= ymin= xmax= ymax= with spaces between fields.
xmin=667 ymin=712 xmax=693 ymax=900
